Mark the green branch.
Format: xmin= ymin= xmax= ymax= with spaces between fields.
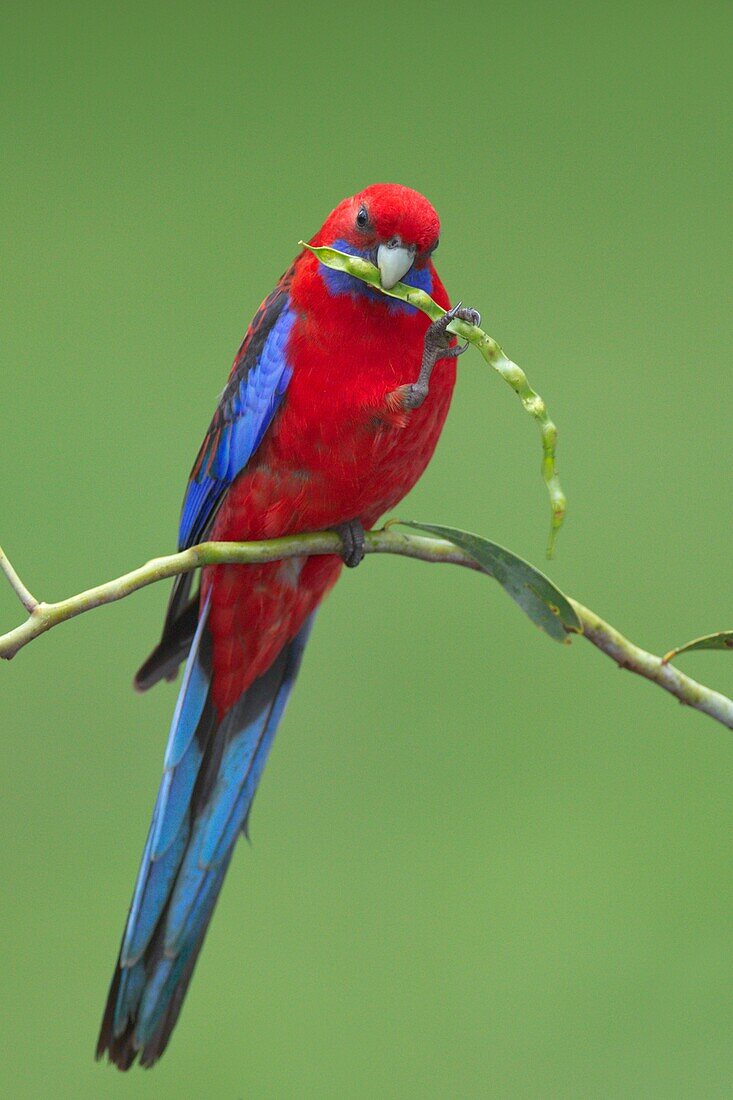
xmin=1 ymin=530 xmax=732 ymax=732
xmin=301 ymin=242 xmax=566 ymax=558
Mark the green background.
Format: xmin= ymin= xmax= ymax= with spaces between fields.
xmin=1 ymin=2 xmax=731 ymax=1096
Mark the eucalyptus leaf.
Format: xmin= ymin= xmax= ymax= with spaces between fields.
xmin=400 ymin=522 xmax=581 ymax=642
xmin=663 ymin=631 xmax=733 ymax=663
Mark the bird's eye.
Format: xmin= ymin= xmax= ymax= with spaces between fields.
xmin=356 ymin=205 xmax=369 ymax=230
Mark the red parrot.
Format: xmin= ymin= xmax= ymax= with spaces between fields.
xmin=97 ymin=183 xmax=479 ymax=1068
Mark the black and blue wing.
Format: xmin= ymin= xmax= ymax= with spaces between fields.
xmin=178 ymin=278 xmax=296 ymax=551
xmin=135 ymin=266 xmax=297 ymax=691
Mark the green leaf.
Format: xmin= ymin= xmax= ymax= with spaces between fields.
xmin=662 ymin=631 xmax=733 ymax=663
xmin=301 ymin=241 xmax=567 ymax=559
xmin=400 ymin=522 xmax=581 ymax=642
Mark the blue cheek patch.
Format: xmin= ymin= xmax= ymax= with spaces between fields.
xmin=322 ymin=239 xmax=433 ymax=315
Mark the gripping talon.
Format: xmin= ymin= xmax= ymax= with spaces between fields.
xmin=334 ymin=519 xmax=366 ymax=568
xmin=444 ymin=341 xmax=470 ymax=358
xmin=389 ymin=299 xmax=481 ymax=413
xmin=445 ymin=304 xmax=481 ymax=329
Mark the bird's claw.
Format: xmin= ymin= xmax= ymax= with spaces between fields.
xmin=424 ymin=302 xmax=481 ymax=356
xmin=442 ymin=340 xmax=470 ymax=360
xmin=445 ymin=302 xmax=481 ymax=328
xmin=429 ymin=301 xmax=479 ymax=356
xmin=388 ymin=300 xmax=481 ymax=413
xmin=333 ymin=519 xmax=366 ymax=568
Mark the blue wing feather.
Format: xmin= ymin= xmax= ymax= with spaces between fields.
xmin=133 ymin=265 xmax=300 ymax=699
xmin=178 ymin=300 xmax=296 ymax=550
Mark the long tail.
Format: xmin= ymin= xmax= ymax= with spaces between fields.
xmin=96 ymin=595 xmax=313 ymax=1069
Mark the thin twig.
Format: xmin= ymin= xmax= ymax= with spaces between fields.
xmin=570 ymin=600 xmax=733 ymax=730
xmin=0 ymin=544 xmax=38 ymax=613
xmin=0 ymin=530 xmax=731 ymax=732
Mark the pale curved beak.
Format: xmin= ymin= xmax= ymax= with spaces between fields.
xmin=377 ymin=238 xmax=417 ymax=289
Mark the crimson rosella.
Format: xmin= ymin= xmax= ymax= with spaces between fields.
xmin=96 ymin=183 xmax=479 ymax=1069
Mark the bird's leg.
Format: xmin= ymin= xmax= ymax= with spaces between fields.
xmin=333 ymin=518 xmax=366 ymax=568
xmin=388 ymin=303 xmax=482 ymax=411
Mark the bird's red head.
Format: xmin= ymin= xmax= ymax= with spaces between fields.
xmin=315 ymin=183 xmax=441 ymax=290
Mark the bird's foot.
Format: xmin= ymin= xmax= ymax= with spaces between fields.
xmin=333 ymin=519 xmax=366 ymax=568
xmin=425 ymin=302 xmax=482 ymax=356
xmin=388 ymin=302 xmax=482 ymax=411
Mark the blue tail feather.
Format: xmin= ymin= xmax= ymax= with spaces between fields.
xmin=96 ymin=610 xmax=315 ymax=1070
xmin=149 ymin=736 xmax=205 ymax=862
xmin=113 ymin=960 xmax=146 ymax=1040
xmin=162 ymin=607 xmax=211 ymax=770
xmin=120 ymin=814 xmax=190 ymax=970
xmin=119 ymin=596 xmax=212 ymax=972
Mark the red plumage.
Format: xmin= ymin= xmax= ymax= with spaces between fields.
xmin=203 ymin=183 xmax=455 ymax=713
xmin=97 ymin=184 xmax=461 ymax=1070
